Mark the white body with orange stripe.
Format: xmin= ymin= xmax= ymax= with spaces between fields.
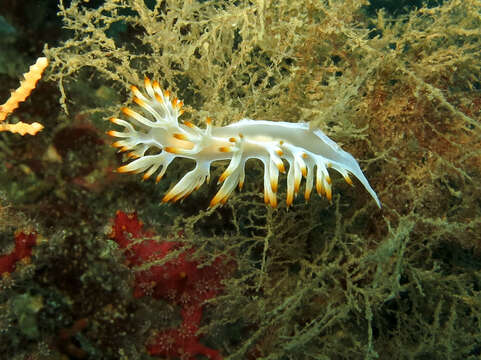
xmin=109 ymin=78 xmax=381 ymax=208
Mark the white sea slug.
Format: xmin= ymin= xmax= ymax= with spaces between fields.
xmin=108 ymin=78 xmax=381 ymax=208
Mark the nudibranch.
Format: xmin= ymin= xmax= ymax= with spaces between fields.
xmin=108 ymin=78 xmax=381 ymax=208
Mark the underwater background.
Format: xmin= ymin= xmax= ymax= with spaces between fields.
xmin=0 ymin=0 xmax=480 ymax=359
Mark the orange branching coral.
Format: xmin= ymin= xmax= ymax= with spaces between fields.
xmin=0 ymin=56 xmax=48 ymax=135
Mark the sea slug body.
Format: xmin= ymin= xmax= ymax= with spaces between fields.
xmin=108 ymin=78 xmax=381 ymax=209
